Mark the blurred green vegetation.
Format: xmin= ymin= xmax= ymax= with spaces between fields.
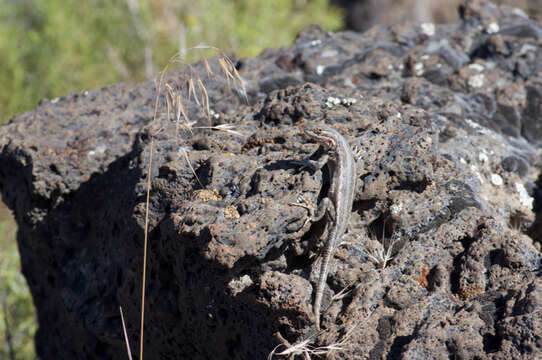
xmin=0 ymin=0 xmax=343 ymax=124
xmin=0 ymin=208 xmax=36 ymax=360
xmin=0 ymin=1 xmax=343 ymax=358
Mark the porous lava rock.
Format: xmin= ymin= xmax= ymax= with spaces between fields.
xmin=332 ymin=0 xmax=541 ymax=33
xmin=0 ymin=1 xmax=541 ymax=358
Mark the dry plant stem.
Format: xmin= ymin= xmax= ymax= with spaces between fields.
xmin=136 ymin=51 xmax=171 ymax=360
xmin=120 ymin=306 xmax=133 ymax=360
xmin=135 ymin=49 xmax=246 ymax=359
xmin=137 ymin=52 xmax=195 ymax=359
xmin=179 ymin=146 xmax=204 ymax=188
xmin=268 ymin=325 xmax=354 ymax=360
xmin=139 ymin=136 xmax=153 ymax=360
xmin=365 ymin=236 xmax=396 ymax=269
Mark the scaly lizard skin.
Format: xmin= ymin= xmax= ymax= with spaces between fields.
xmin=296 ymin=123 xmax=356 ymax=330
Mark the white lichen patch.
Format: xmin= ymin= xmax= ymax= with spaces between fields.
xmin=310 ymin=39 xmax=322 ymax=46
xmin=519 ymin=44 xmax=537 ymax=56
xmin=486 ymin=22 xmax=500 ymax=34
xmin=478 ymin=152 xmax=488 ymax=163
xmin=321 ymin=49 xmax=338 ymax=58
xmin=421 ymin=23 xmax=435 ymax=36
xmin=468 ymin=73 xmax=485 ymax=88
xmin=325 ymin=96 xmax=357 ymax=108
xmin=464 ymin=118 xmax=482 ymax=129
xmin=390 ymin=203 xmax=403 ymax=215
xmin=209 ymin=108 xmax=220 ymax=119
xmin=87 ymin=144 xmax=107 ymax=156
xmin=325 ymin=96 xmax=342 ymax=108
xmin=341 ymin=97 xmax=357 ymax=106
xmin=316 ymin=65 xmax=325 ymax=75
xmin=414 ymin=62 xmax=424 ymax=76
xmin=515 ymin=182 xmax=534 ymax=209
xmin=490 ymin=173 xmax=503 ymax=186
xmin=512 ymin=8 xmax=529 ymax=18
xmin=468 ymin=63 xmax=485 ymax=72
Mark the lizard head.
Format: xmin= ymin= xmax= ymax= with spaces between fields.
xmin=302 ymin=123 xmax=338 ymax=149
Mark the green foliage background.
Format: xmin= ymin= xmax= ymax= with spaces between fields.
xmin=0 ymin=217 xmax=35 ymax=359
xmin=0 ymin=0 xmax=343 ymax=358
xmin=0 ymin=0 xmax=343 ymax=124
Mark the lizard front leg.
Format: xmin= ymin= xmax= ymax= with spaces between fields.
xmin=292 ymin=154 xmax=329 ymax=172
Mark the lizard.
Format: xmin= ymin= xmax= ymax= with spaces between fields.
xmin=292 ymin=123 xmax=357 ymax=330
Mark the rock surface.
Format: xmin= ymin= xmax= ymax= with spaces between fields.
xmin=333 ymin=0 xmax=541 ymax=33
xmin=1 ymin=1 xmax=541 ymax=359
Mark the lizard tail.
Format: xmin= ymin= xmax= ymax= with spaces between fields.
xmin=313 ymin=249 xmax=333 ymax=331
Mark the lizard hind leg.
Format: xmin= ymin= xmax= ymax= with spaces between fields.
xmin=290 ymin=196 xmax=334 ymax=227
xmin=311 ymin=197 xmax=334 ymax=223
